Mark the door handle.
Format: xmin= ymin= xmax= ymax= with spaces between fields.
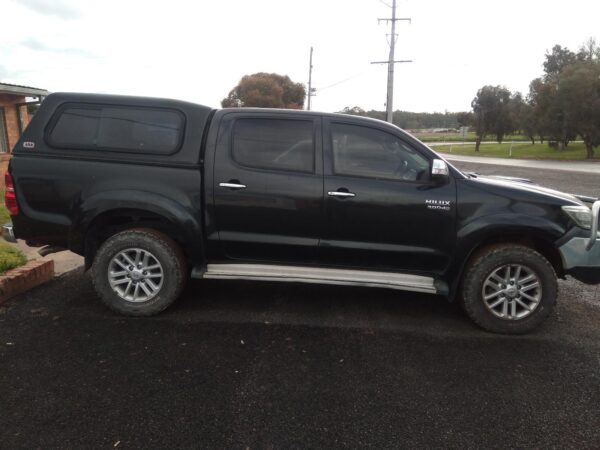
xmin=219 ymin=182 xmax=247 ymax=190
xmin=328 ymin=190 xmax=355 ymax=198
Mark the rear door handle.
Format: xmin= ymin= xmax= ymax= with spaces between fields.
xmin=219 ymin=182 xmax=247 ymax=190
xmin=328 ymin=190 xmax=355 ymax=198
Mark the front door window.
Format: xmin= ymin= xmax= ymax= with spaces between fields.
xmin=331 ymin=123 xmax=430 ymax=183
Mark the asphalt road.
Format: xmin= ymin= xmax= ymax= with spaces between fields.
xmin=1 ymin=162 xmax=599 ymax=449
xmin=454 ymin=159 xmax=600 ymax=198
xmin=443 ymin=153 xmax=600 ymax=176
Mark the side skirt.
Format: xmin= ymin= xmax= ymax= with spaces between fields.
xmin=194 ymin=263 xmax=443 ymax=295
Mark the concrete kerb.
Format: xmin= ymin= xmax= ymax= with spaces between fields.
xmin=0 ymin=259 xmax=54 ymax=305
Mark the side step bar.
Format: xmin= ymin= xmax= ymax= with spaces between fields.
xmin=196 ymin=264 xmax=442 ymax=294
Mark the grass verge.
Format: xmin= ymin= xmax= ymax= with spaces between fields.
xmin=0 ymin=190 xmax=10 ymax=225
xmin=432 ymin=142 xmax=600 ymax=161
xmin=0 ymin=189 xmax=27 ymax=274
xmin=0 ymin=241 xmax=27 ymax=274
xmin=414 ymin=132 xmax=530 ymax=143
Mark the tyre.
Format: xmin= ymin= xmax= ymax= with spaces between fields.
xmin=460 ymin=244 xmax=557 ymax=334
xmin=91 ymin=228 xmax=187 ymax=316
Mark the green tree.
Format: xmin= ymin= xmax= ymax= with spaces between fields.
xmin=558 ymin=60 xmax=600 ymax=158
xmin=543 ymin=45 xmax=577 ymax=81
xmin=340 ymin=106 xmax=366 ymax=115
xmin=339 ymin=108 xmax=462 ymax=129
xmin=456 ymin=111 xmax=474 ymax=128
xmin=493 ymin=89 xmax=513 ymax=143
xmin=539 ymin=44 xmax=587 ymax=149
xmin=527 ymin=78 xmax=545 ymax=142
xmin=528 ymin=78 xmax=555 ymax=143
xmin=471 ymin=85 xmax=513 ymax=151
xmin=528 ymin=39 xmax=598 ymax=151
xmin=577 ymin=37 xmax=600 ymax=61
xmin=222 ymin=73 xmax=306 ymax=109
xmin=507 ymin=92 xmax=538 ymax=144
xmin=518 ymin=102 xmax=537 ymax=144
xmin=528 ymin=77 xmax=577 ymax=148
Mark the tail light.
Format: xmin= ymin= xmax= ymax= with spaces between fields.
xmin=4 ymin=172 xmax=19 ymax=216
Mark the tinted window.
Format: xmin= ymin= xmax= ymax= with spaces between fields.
xmin=331 ymin=123 xmax=430 ymax=182
xmin=233 ymin=118 xmax=314 ymax=173
xmin=49 ymin=105 xmax=184 ymax=153
xmin=50 ymin=107 xmax=100 ymax=148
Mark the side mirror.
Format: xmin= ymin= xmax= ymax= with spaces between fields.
xmin=431 ymin=159 xmax=449 ymax=179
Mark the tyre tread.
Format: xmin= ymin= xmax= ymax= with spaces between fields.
xmin=461 ymin=244 xmax=557 ymax=334
xmin=91 ymin=228 xmax=187 ymax=316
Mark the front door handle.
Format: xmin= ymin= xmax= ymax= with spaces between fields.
xmin=219 ymin=181 xmax=247 ymax=190
xmin=328 ymin=190 xmax=356 ymax=198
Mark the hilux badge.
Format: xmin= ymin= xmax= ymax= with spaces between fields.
xmin=425 ymin=199 xmax=451 ymax=211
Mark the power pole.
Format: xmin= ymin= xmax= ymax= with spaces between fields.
xmin=307 ymin=46 xmax=314 ymax=111
xmin=371 ymin=0 xmax=411 ymax=123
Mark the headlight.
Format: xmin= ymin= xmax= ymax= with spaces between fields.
xmin=562 ymin=205 xmax=592 ymax=229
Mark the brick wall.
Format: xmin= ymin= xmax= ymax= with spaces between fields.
xmin=0 ymin=259 xmax=55 ymax=305
xmin=0 ymin=94 xmax=27 ymax=190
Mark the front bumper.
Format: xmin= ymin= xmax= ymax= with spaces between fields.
xmin=2 ymin=223 xmax=16 ymax=243
xmin=558 ymin=200 xmax=600 ymax=284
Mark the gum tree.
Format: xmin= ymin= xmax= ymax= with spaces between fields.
xmin=222 ymin=73 xmax=306 ymax=109
xmin=558 ymin=60 xmax=600 ymax=158
xmin=471 ymin=85 xmax=512 ymax=151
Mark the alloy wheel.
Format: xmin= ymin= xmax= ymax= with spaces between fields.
xmin=107 ymin=248 xmax=164 ymax=303
xmin=481 ymin=264 xmax=542 ymax=320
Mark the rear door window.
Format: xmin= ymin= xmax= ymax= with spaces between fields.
xmin=232 ymin=118 xmax=314 ymax=173
xmin=48 ymin=105 xmax=184 ymax=153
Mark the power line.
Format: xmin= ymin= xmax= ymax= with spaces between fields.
xmin=318 ymin=71 xmax=370 ymax=91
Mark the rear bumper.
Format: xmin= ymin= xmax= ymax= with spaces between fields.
xmin=2 ymin=223 xmax=17 ymax=243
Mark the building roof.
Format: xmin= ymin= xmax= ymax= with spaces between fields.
xmin=0 ymin=82 xmax=49 ymax=97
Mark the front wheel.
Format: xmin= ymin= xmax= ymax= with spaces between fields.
xmin=461 ymin=245 xmax=557 ymax=334
xmin=91 ymin=229 xmax=187 ymax=316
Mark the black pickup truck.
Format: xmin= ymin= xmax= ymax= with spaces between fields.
xmin=4 ymin=93 xmax=600 ymax=333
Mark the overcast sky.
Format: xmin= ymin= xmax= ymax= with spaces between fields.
xmin=0 ymin=0 xmax=598 ymax=113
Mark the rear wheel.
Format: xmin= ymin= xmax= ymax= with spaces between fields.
xmin=461 ymin=244 xmax=557 ymax=334
xmin=91 ymin=229 xmax=187 ymax=316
